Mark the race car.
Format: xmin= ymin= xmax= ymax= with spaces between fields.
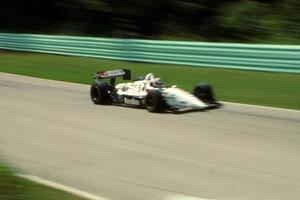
xmin=90 ymin=69 xmax=221 ymax=113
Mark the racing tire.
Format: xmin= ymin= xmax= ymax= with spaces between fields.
xmin=145 ymin=90 xmax=165 ymax=112
xmin=193 ymin=83 xmax=216 ymax=104
xmin=90 ymin=82 xmax=112 ymax=105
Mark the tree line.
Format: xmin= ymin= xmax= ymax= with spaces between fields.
xmin=0 ymin=0 xmax=299 ymax=43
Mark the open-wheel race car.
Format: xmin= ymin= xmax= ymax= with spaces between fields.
xmin=90 ymin=69 xmax=221 ymax=113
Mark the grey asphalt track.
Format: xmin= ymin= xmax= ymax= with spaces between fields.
xmin=0 ymin=72 xmax=300 ymax=200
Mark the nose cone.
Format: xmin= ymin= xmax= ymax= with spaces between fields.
xmin=163 ymin=87 xmax=209 ymax=111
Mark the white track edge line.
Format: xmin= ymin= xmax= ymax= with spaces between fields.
xmin=17 ymin=174 xmax=213 ymax=200
xmin=0 ymin=72 xmax=86 ymax=86
xmin=1 ymin=72 xmax=299 ymax=112
xmin=219 ymin=101 xmax=300 ymax=112
xmin=17 ymin=174 xmax=110 ymax=200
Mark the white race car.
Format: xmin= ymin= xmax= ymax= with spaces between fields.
xmin=90 ymin=69 xmax=221 ymax=113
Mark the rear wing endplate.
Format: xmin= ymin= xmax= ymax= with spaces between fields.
xmin=94 ymin=69 xmax=131 ymax=80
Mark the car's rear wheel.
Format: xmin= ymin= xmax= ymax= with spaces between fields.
xmin=145 ymin=90 xmax=164 ymax=112
xmin=90 ymin=82 xmax=112 ymax=105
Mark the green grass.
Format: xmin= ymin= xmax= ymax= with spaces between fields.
xmin=0 ymin=50 xmax=299 ymax=110
xmin=0 ymin=161 xmax=86 ymax=200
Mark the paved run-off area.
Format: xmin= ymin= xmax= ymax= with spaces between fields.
xmin=0 ymin=72 xmax=300 ymax=200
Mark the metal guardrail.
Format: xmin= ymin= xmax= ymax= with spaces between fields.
xmin=0 ymin=33 xmax=300 ymax=73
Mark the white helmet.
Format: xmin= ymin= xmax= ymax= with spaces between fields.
xmin=151 ymin=78 xmax=164 ymax=88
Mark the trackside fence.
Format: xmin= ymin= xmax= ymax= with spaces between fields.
xmin=0 ymin=33 xmax=300 ymax=73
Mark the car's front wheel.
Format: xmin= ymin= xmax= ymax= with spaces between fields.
xmin=193 ymin=83 xmax=216 ymax=104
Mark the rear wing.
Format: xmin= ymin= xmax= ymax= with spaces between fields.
xmin=94 ymin=69 xmax=131 ymax=80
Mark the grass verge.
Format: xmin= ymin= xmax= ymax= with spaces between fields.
xmin=0 ymin=161 xmax=87 ymax=200
xmin=0 ymin=50 xmax=299 ymax=110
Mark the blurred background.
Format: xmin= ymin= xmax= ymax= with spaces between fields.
xmin=0 ymin=0 xmax=300 ymax=43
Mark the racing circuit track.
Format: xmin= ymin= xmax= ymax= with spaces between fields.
xmin=0 ymin=72 xmax=300 ymax=200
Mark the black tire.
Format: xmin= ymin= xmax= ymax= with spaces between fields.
xmin=90 ymin=82 xmax=112 ymax=105
xmin=145 ymin=90 xmax=165 ymax=112
xmin=193 ymin=83 xmax=216 ymax=103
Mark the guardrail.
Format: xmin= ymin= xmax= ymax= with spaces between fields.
xmin=0 ymin=33 xmax=300 ymax=73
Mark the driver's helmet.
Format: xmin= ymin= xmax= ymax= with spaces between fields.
xmin=150 ymin=78 xmax=164 ymax=88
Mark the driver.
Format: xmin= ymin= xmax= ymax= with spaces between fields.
xmin=150 ymin=78 xmax=164 ymax=88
